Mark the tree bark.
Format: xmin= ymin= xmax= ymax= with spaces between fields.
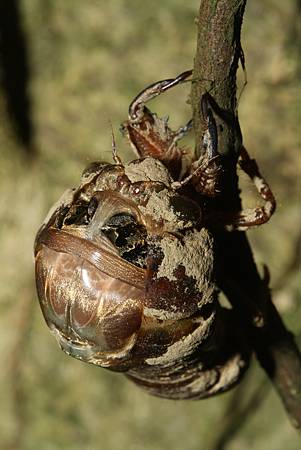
xmin=191 ymin=0 xmax=301 ymax=428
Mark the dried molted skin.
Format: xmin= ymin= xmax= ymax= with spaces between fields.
xmin=122 ymin=112 xmax=183 ymax=171
xmin=143 ymin=314 xmax=215 ymax=367
xmin=34 ymin=189 xmax=75 ymax=243
xmin=34 ymin=154 xmax=249 ymax=399
xmin=124 ymin=157 xmax=173 ymax=185
xmin=138 ymin=189 xmax=193 ymax=231
xmin=35 ymin=70 xmax=264 ymax=399
xmin=127 ymin=351 xmax=246 ymax=400
xmin=156 ymin=229 xmax=214 ymax=301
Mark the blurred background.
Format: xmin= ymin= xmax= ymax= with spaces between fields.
xmin=0 ymin=1 xmax=300 ymax=449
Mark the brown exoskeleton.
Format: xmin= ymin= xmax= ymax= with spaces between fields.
xmin=34 ymin=71 xmax=275 ymax=399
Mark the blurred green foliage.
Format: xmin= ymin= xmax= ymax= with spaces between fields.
xmin=0 ymin=1 xmax=300 ymax=449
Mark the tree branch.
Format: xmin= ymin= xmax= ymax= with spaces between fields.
xmin=191 ymin=0 xmax=301 ymax=428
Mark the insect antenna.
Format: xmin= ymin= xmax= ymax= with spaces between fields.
xmin=109 ymin=120 xmax=123 ymax=165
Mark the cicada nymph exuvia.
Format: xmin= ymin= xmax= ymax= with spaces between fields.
xmin=35 ymin=71 xmax=275 ymax=399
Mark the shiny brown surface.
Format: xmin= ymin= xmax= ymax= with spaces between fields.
xmin=34 ymin=68 xmax=257 ymax=398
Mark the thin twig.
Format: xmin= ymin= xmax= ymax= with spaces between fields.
xmin=191 ymin=0 xmax=301 ymax=428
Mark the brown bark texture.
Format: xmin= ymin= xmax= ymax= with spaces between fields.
xmin=191 ymin=0 xmax=301 ymax=428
